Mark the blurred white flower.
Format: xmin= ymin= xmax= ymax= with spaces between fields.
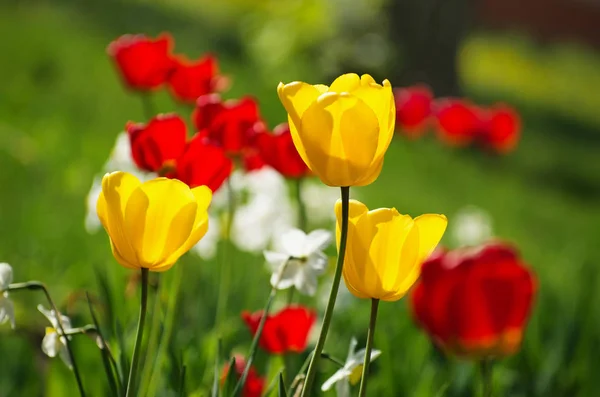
xmin=0 ymin=263 xmax=15 ymax=329
xmin=265 ymin=228 xmax=332 ymax=296
xmin=301 ymin=181 xmax=360 ymax=226
xmin=321 ymin=338 xmax=382 ymax=397
xmin=38 ymin=305 xmax=73 ymax=369
xmin=450 ymin=205 xmax=493 ymax=247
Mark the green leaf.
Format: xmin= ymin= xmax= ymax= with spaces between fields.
xmin=212 ymin=338 xmax=223 ymax=397
xmin=278 ymin=372 xmax=288 ymax=397
xmin=222 ymin=356 xmax=238 ymax=397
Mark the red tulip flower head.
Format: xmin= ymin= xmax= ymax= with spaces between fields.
xmin=126 ymin=114 xmax=187 ymax=174
xmin=221 ymin=355 xmax=265 ymax=397
xmin=411 ymin=242 xmax=536 ymax=359
xmin=192 ymin=94 xmax=226 ymax=131
xmin=434 ymin=99 xmax=483 ymax=146
xmin=242 ymin=306 xmax=316 ymax=354
xmin=481 ymin=105 xmax=521 ymax=154
xmin=107 ymin=33 xmax=175 ymax=91
xmin=168 ymin=54 xmax=224 ymax=103
xmin=253 ymin=123 xmax=311 ymax=178
xmin=394 ymin=85 xmax=433 ymax=138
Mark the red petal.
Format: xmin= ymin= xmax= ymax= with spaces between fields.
xmin=206 ymin=96 xmax=262 ymax=154
xmin=394 ymin=85 xmax=433 ymax=138
xmin=253 ymin=123 xmax=310 ymax=178
xmin=192 ymin=93 xmax=225 ymax=131
xmin=221 ymin=355 xmax=265 ymax=397
xmin=434 ymin=99 xmax=483 ymax=146
xmin=482 ymin=105 xmax=521 ymax=153
xmin=168 ymin=54 xmax=220 ymax=103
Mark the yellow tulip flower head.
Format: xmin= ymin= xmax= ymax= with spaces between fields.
xmin=277 ymin=73 xmax=395 ymax=187
xmin=97 ymin=171 xmax=212 ymax=272
xmin=335 ymin=200 xmax=447 ymax=301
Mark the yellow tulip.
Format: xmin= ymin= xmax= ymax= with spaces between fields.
xmin=277 ymin=73 xmax=395 ymax=187
xmin=335 ymin=200 xmax=447 ymax=301
xmin=97 ymin=171 xmax=211 ymax=272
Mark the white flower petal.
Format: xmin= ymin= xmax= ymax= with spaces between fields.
xmin=335 ymin=379 xmax=351 ymax=397
xmin=0 ymin=295 xmax=15 ymax=329
xmin=59 ymin=344 xmax=73 ymax=369
xmin=0 ymin=263 xmax=13 ymax=290
xmin=348 ymin=348 xmax=382 ymax=367
xmin=279 ymin=229 xmax=308 ymax=257
xmin=38 ymin=305 xmax=72 ymax=331
xmin=270 ymin=260 xmax=301 ymax=289
xmin=304 ymin=229 xmax=333 ymax=254
xmin=264 ymin=251 xmax=290 ymax=273
xmin=42 ymin=332 xmax=60 ymax=358
xmin=346 ymin=337 xmax=358 ymax=363
xmin=295 ymin=269 xmax=318 ymax=296
xmin=306 ymin=252 xmax=328 ymax=274
xmin=321 ymin=368 xmax=352 ymax=391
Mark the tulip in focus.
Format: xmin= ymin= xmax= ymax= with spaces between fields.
xmin=411 ymin=242 xmax=536 ymax=358
xmin=96 ymin=171 xmax=211 ymax=272
xmin=335 ymin=200 xmax=447 ymax=301
xmin=253 ymin=123 xmax=311 ymax=178
xmin=242 ymin=306 xmax=316 ymax=354
xmin=168 ymin=54 xmax=224 ymax=103
xmin=277 ymin=73 xmax=395 ymax=186
xmin=394 ymin=85 xmax=433 ymax=138
xmin=0 ymin=263 xmax=15 ymax=329
xmin=221 ymin=355 xmax=265 ymax=397
xmin=107 ymin=33 xmax=175 ymax=91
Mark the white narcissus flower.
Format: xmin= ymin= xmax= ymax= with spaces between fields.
xmin=321 ymin=338 xmax=382 ymax=397
xmin=0 ymin=263 xmax=15 ymax=329
xmin=38 ymin=305 xmax=74 ymax=369
xmin=265 ymin=228 xmax=332 ymax=296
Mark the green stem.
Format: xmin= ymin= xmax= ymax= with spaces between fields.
xmin=480 ymin=359 xmax=493 ymax=397
xmin=295 ymin=178 xmax=307 ymax=231
xmin=358 ymin=299 xmax=380 ymax=397
xmin=320 ymin=353 xmax=345 ymax=367
xmin=8 ymin=281 xmax=86 ymax=397
xmin=137 ymin=280 xmax=163 ymax=397
xmin=300 ymin=186 xmax=350 ymax=397
xmin=215 ymin=175 xmax=235 ymax=329
xmin=140 ymin=94 xmax=156 ymax=120
xmin=125 ymin=268 xmax=149 ymax=397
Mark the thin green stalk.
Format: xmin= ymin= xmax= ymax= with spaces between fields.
xmin=125 ymin=268 xmax=149 ymax=397
xmin=358 ymin=299 xmax=380 ymax=397
xmin=320 ymin=353 xmax=345 ymax=367
xmin=8 ymin=281 xmax=86 ymax=396
xmin=295 ymin=178 xmax=307 ymax=231
xmin=300 ymin=186 xmax=350 ymax=397
xmin=137 ymin=281 xmax=163 ymax=397
xmin=480 ymin=359 xmax=493 ymax=397
xmin=216 ymin=175 xmax=235 ymax=328
xmin=140 ymin=94 xmax=156 ymax=120
xmin=287 ymin=351 xmax=314 ymax=396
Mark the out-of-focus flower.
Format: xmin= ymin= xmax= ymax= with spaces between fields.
xmin=482 ymin=105 xmax=521 ymax=153
xmin=97 ymin=171 xmax=211 ymax=272
xmin=277 ymin=73 xmax=395 ymax=187
xmin=242 ymin=306 xmax=316 ymax=354
xmin=394 ymin=85 xmax=433 ymax=138
xmin=221 ymin=355 xmax=265 ymax=397
xmin=411 ymin=242 xmax=536 ymax=358
xmin=0 ymin=263 xmax=15 ymax=329
xmin=126 ymin=114 xmax=187 ymax=174
xmin=241 ymin=151 xmax=266 ymax=172
xmin=38 ymin=305 xmax=73 ymax=368
xmin=450 ymin=206 xmax=493 ymax=247
xmin=193 ymin=93 xmax=226 ymax=131
xmin=168 ymin=54 xmax=224 ymax=103
xmin=107 ymin=33 xmax=175 ymax=91
xmin=204 ymin=96 xmax=262 ymax=155
xmin=434 ymin=99 xmax=482 ymax=146
xmin=335 ymin=200 xmax=447 ymax=301
xmin=173 ymin=133 xmax=233 ymax=192
xmin=264 ymin=228 xmax=332 ymax=296
xmin=253 ymin=123 xmax=310 ymax=178
xmin=321 ymin=337 xmax=381 ymax=397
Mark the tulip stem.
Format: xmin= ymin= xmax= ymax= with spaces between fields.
xmin=300 ymin=186 xmax=350 ymax=397
xmin=358 ymin=298 xmax=380 ymax=397
xmin=295 ymin=178 xmax=307 ymax=231
xmin=8 ymin=281 xmax=86 ymax=397
xmin=140 ymin=94 xmax=156 ymax=120
xmin=216 ymin=175 xmax=235 ymax=329
xmin=125 ymin=268 xmax=149 ymax=397
xmin=480 ymin=359 xmax=493 ymax=397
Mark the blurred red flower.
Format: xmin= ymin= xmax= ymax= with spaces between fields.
xmin=242 ymin=306 xmax=316 ymax=354
xmin=173 ymin=133 xmax=233 ymax=192
xmin=253 ymin=123 xmax=311 ymax=178
xmin=394 ymin=85 xmax=433 ymax=138
xmin=481 ymin=105 xmax=521 ymax=154
xmin=107 ymin=33 xmax=175 ymax=91
xmin=411 ymin=242 xmax=536 ymax=359
xmin=204 ymin=96 xmax=262 ymax=155
xmin=168 ymin=54 xmax=223 ymax=103
xmin=241 ymin=150 xmax=267 ymax=172
xmin=433 ymin=99 xmax=482 ymax=146
xmin=221 ymin=355 xmax=265 ymax=397
xmin=126 ymin=114 xmax=187 ymax=173
xmin=192 ymin=94 xmax=226 ymax=131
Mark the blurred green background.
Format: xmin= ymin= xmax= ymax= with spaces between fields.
xmin=1 ymin=0 xmax=600 ymax=396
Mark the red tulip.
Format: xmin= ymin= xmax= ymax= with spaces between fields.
xmin=394 ymin=85 xmax=433 ymax=138
xmin=253 ymin=123 xmax=310 ymax=178
xmin=107 ymin=33 xmax=175 ymax=91
xmin=242 ymin=306 xmax=316 ymax=354
xmin=168 ymin=54 xmax=222 ymax=103
xmin=172 ymin=133 xmax=233 ymax=192
xmin=192 ymin=94 xmax=226 ymax=131
xmin=221 ymin=355 xmax=265 ymax=397
xmin=242 ymin=151 xmax=267 ymax=172
xmin=433 ymin=99 xmax=483 ymax=146
xmin=126 ymin=114 xmax=187 ymax=173
xmin=411 ymin=242 xmax=536 ymax=359
xmin=481 ymin=105 xmax=521 ymax=154
xmin=205 ymin=96 xmax=261 ymax=155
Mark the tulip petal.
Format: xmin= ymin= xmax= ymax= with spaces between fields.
xmin=329 ymin=73 xmax=361 ymax=93
xmin=335 ymin=199 xmax=369 ymax=250
xmin=414 ymin=214 xmax=448 ymax=263
xmin=385 ymin=221 xmax=420 ymax=301
xmin=301 ymin=93 xmax=379 ymax=186
xmin=124 ymin=178 xmax=197 ymax=269
xmin=98 ymin=172 xmax=142 ymax=267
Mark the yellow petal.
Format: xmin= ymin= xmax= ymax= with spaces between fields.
xmin=384 ymin=220 xmax=421 ymax=301
xmin=335 ymin=199 xmax=368 ymax=250
xmin=300 ymin=93 xmax=379 ymax=186
xmin=351 ymin=78 xmax=395 ymax=161
xmin=328 ymin=73 xmax=361 ymax=93
xmin=414 ymin=214 xmax=448 ymax=262
xmin=353 ymin=156 xmax=384 ymax=187
xmin=123 ymin=178 xmax=197 ymax=269
xmin=99 ymin=172 xmax=142 ymax=267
